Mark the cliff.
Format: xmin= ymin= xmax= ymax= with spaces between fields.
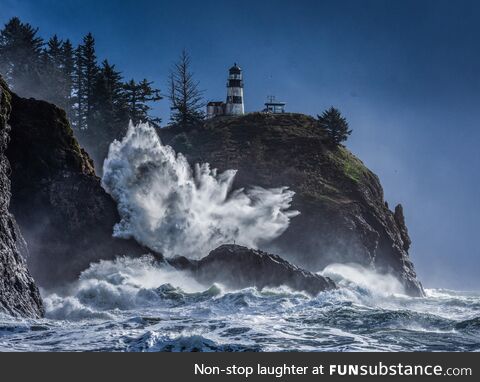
xmin=2 ymin=82 xmax=333 ymax=296
xmin=1 ymin=76 xmax=423 ymax=298
xmin=4 ymin=89 xmax=155 ymax=288
xmin=0 ymin=77 xmax=43 ymax=317
xmin=158 ymin=113 xmax=424 ymax=296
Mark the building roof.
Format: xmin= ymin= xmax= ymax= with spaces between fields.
xmin=207 ymin=101 xmax=225 ymax=106
xmin=265 ymin=96 xmax=285 ymax=106
xmin=229 ymin=63 xmax=241 ymax=74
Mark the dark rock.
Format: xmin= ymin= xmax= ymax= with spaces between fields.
xmin=394 ymin=204 xmax=411 ymax=251
xmin=159 ymin=113 xmax=424 ymax=296
xmin=0 ymin=77 xmax=44 ymax=317
xmin=5 ymin=91 xmax=160 ymax=288
xmin=169 ymin=244 xmax=336 ymax=295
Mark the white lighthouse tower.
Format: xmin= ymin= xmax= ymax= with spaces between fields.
xmin=225 ymin=63 xmax=244 ymax=115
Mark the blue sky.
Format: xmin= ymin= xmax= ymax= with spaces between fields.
xmin=1 ymin=0 xmax=479 ymax=290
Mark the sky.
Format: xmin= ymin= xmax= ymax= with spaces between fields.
xmin=1 ymin=0 xmax=479 ymax=290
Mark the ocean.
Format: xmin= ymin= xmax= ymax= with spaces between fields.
xmin=1 ymin=256 xmax=479 ymax=352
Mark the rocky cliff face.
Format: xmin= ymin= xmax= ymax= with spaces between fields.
xmin=0 ymin=78 xmax=43 ymax=317
xmin=159 ymin=113 xmax=424 ymax=296
xmin=1 ymin=78 xmax=423 ymax=298
xmin=5 ymin=90 xmax=154 ymax=288
xmin=170 ymin=244 xmax=336 ymax=295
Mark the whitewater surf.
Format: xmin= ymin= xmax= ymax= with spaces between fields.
xmin=101 ymin=122 xmax=299 ymax=259
xmin=0 ymin=257 xmax=479 ymax=351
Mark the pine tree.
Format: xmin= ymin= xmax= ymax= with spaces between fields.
xmin=88 ymin=60 xmax=129 ymax=171
xmin=317 ymin=107 xmax=352 ymax=146
xmin=43 ymin=34 xmax=66 ymax=107
xmin=93 ymin=60 xmax=128 ymax=136
xmin=60 ymin=39 xmax=75 ymax=121
xmin=0 ymin=17 xmax=44 ymax=97
xmin=1 ymin=20 xmax=163 ymax=169
xmin=168 ymin=49 xmax=204 ymax=127
xmin=46 ymin=35 xmax=63 ymax=66
xmin=73 ymin=45 xmax=84 ymax=129
xmin=123 ymin=78 xmax=162 ymax=127
xmin=75 ymin=33 xmax=98 ymax=131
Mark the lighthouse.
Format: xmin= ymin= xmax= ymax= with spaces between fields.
xmin=225 ymin=63 xmax=244 ymax=115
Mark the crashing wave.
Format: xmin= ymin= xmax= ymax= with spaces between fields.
xmin=1 ymin=254 xmax=478 ymax=351
xmin=102 ymin=121 xmax=299 ymax=258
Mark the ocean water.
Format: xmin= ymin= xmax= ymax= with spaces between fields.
xmin=1 ymin=256 xmax=479 ymax=352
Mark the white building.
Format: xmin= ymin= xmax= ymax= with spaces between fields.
xmin=225 ymin=63 xmax=244 ymax=115
xmin=206 ymin=101 xmax=225 ymax=118
xmin=206 ymin=63 xmax=245 ymax=118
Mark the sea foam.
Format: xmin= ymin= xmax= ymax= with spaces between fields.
xmin=102 ymin=122 xmax=299 ymax=259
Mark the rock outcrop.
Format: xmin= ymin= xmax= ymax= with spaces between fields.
xmin=169 ymin=244 xmax=336 ymax=295
xmin=5 ymin=90 xmax=157 ymax=288
xmin=0 ymin=77 xmax=43 ymax=317
xmin=159 ymin=113 xmax=424 ymax=296
xmin=2 ymin=78 xmax=423 ymax=297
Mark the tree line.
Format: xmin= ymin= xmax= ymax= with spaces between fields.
xmin=0 ymin=17 xmax=205 ymax=171
xmin=0 ymin=16 xmax=351 ymax=170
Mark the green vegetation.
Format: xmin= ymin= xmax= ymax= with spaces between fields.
xmin=317 ymin=107 xmax=352 ymax=145
xmin=0 ymin=17 xmax=162 ymax=171
xmin=328 ymin=146 xmax=368 ymax=183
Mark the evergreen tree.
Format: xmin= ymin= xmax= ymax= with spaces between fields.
xmin=41 ymin=36 xmax=75 ymax=118
xmin=0 ymin=19 xmax=163 ymax=172
xmin=43 ymin=34 xmax=66 ymax=106
xmin=60 ymin=39 xmax=75 ymax=121
xmin=168 ymin=49 xmax=204 ymax=127
xmin=0 ymin=17 xmax=44 ymax=97
xmin=317 ymin=107 xmax=352 ymax=145
xmin=74 ymin=45 xmax=84 ymax=129
xmin=45 ymin=35 xmax=63 ymax=66
xmin=89 ymin=60 xmax=129 ymax=170
xmin=123 ymin=78 xmax=162 ymax=127
xmin=93 ymin=60 xmax=128 ymax=136
xmin=75 ymin=33 xmax=98 ymax=131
